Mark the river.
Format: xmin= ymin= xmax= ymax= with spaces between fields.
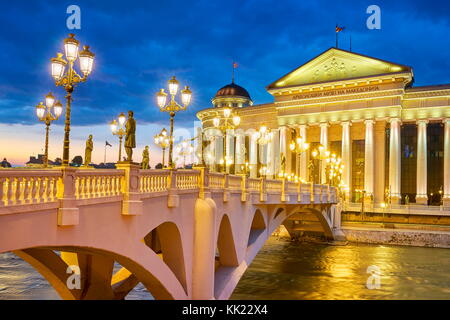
xmin=1 ymin=237 xmax=449 ymax=300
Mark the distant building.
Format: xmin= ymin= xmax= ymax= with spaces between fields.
xmin=0 ymin=158 xmax=11 ymax=168
xmin=25 ymin=154 xmax=61 ymax=167
xmin=93 ymin=163 xmax=116 ymax=169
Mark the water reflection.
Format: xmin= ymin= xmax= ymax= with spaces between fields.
xmin=1 ymin=238 xmax=449 ymax=300
xmin=231 ymin=238 xmax=450 ymax=300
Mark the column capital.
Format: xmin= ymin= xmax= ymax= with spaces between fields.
xmin=416 ymin=119 xmax=429 ymax=125
xmin=443 ymin=118 xmax=450 ymax=125
xmin=364 ymin=119 xmax=375 ymax=125
xmin=298 ymin=124 xmax=308 ymax=130
xmin=389 ymin=117 xmax=401 ymax=124
xmin=341 ymin=120 xmax=352 ymax=127
xmin=319 ymin=122 xmax=329 ymax=128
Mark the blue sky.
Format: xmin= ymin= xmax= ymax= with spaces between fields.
xmin=0 ymin=0 xmax=450 ymax=164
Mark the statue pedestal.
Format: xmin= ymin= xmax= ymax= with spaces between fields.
xmin=115 ymin=162 xmax=143 ymax=216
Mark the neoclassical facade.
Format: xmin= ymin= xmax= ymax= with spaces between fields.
xmin=197 ymin=48 xmax=450 ymax=206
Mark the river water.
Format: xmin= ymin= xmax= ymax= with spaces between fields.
xmin=1 ymin=237 xmax=449 ymax=300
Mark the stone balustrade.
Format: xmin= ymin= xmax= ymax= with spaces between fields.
xmin=140 ymin=170 xmax=170 ymax=193
xmin=0 ymin=166 xmax=338 ymax=217
xmin=75 ymin=169 xmax=124 ymax=199
xmin=0 ymin=170 xmax=61 ymax=206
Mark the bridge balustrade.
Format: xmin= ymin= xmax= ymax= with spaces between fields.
xmin=0 ymin=170 xmax=60 ymax=206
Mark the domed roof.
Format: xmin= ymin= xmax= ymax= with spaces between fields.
xmin=214 ymin=82 xmax=251 ymax=100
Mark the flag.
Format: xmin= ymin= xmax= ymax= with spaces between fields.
xmin=106 ymin=141 xmax=112 ymax=147
xmin=336 ymin=25 xmax=345 ymax=33
xmin=233 ymin=62 xmax=238 ymax=69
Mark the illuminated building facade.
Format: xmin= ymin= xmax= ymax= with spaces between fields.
xmin=197 ymin=48 xmax=450 ymax=206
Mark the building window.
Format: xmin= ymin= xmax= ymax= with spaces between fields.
xmin=351 ymin=140 xmax=365 ymax=202
xmin=401 ymin=124 xmax=417 ymax=204
xmin=427 ymin=122 xmax=444 ymax=205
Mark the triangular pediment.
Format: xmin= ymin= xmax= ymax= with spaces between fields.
xmin=267 ymin=48 xmax=412 ymax=90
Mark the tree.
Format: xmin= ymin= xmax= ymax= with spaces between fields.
xmin=155 ymin=163 xmax=163 ymax=169
xmin=71 ymin=156 xmax=83 ymax=167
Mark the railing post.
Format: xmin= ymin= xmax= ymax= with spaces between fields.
xmin=57 ymin=167 xmax=79 ymax=226
xmin=241 ymin=174 xmax=249 ymax=202
xmin=260 ymin=176 xmax=267 ymax=202
xmin=115 ymin=162 xmax=143 ymax=215
xmin=196 ymin=166 xmax=211 ymax=200
xmin=281 ymin=178 xmax=290 ymax=202
xmin=167 ymin=169 xmax=179 ymax=208
xmin=223 ymin=174 xmax=230 ymax=202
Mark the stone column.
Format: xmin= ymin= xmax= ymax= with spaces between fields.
xmin=272 ymin=129 xmax=281 ymax=176
xmin=320 ymin=123 xmax=329 ymax=184
xmin=443 ymin=119 xmax=450 ymax=206
xmin=374 ymin=121 xmax=386 ymax=204
xmin=279 ymin=126 xmax=288 ymax=173
xmin=341 ymin=121 xmax=352 ymax=200
xmin=234 ymin=129 xmax=245 ymax=174
xmin=225 ymin=129 xmax=234 ymax=174
xmin=416 ymin=120 xmax=428 ymax=204
xmin=389 ymin=118 xmax=401 ymax=203
xmin=249 ymin=132 xmax=258 ymax=178
xmin=267 ymin=129 xmax=276 ymax=178
xmin=299 ymin=124 xmax=308 ymax=182
xmin=364 ymin=120 xmax=375 ymax=202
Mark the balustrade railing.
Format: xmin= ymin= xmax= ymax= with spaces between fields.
xmin=0 ymin=168 xmax=338 ymax=211
xmin=75 ymin=170 xmax=124 ymax=199
xmin=140 ymin=170 xmax=169 ymax=193
xmin=0 ymin=170 xmax=61 ymax=206
xmin=209 ymin=173 xmax=225 ymax=190
xmin=247 ymin=178 xmax=261 ymax=192
xmin=266 ymin=179 xmax=283 ymax=193
xmin=228 ymin=175 xmax=242 ymax=191
xmin=175 ymin=170 xmax=200 ymax=190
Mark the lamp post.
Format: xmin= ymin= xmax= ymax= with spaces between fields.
xmin=213 ymin=107 xmax=240 ymax=173
xmin=311 ymin=145 xmax=331 ymax=184
xmin=255 ymin=126 xmax=273 ymax=177
xmin=156 ymin=76 xmax=192 ymax=169
xmin=290 ymin=135 xmax=309 ymax=177
xmin=50 ymin=33 xmax=95 ymax=167
xmin=35 ymin=93 xmax=63 ymax=168
xmin=154 ymin=128 xmax=170 ymax=168
xmin=110 ymin=113 xmax=126 ymax=162
xmin=175 ymin=141 xmax=194 ymax=168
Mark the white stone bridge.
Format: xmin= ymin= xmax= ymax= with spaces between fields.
xmin=0 ymin=164 xmax=343 ymax=300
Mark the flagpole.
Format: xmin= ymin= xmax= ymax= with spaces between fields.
xmin=232 ymin=62 xmax=235 ymax=83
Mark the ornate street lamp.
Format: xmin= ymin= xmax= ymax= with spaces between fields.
xmin=213 ymin=107 xmax=240 ymax=173
xmin=110 ymin=112 xmax=126 ymax=162
xmin=311 ymin=145 xmax=331 ymax=184
xmin=154 ymin=128 xmax=170 ymax=168
xmin=35 ymin=92 xmax=63 ymax=168
xmin=50 ymin=33 xmax=95 ymax=166
xmin=175 ymin=141 xmax=194 ymax=168
xmin=156 ymin=76 xmax=192 ymax=169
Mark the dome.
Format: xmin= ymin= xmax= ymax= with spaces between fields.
xmin=214 ymin=82 xmax=251 ymax=100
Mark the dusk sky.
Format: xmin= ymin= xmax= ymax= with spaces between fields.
xmin=1 ymin=0 xmax=450 ymax=165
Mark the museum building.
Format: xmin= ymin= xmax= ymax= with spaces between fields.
xmin=197 ymin=48 xmax=450 ymax=206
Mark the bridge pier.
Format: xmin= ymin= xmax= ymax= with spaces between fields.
xmin=192 ymin=197 xmax=216 ymax=300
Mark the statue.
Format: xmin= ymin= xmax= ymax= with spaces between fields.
xmin=84 ymin=135 xmax=93 ymax=166
xmin=142 ymin=146 xmax=150 ymax=169
xmin=125 ymin=110 xmax=136 ymax=162
xmin=280 ymin=153 xmax=286 ymax=173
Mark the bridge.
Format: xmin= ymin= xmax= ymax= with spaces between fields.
xmin=0 ymin=164 xmax=343 ymax=300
